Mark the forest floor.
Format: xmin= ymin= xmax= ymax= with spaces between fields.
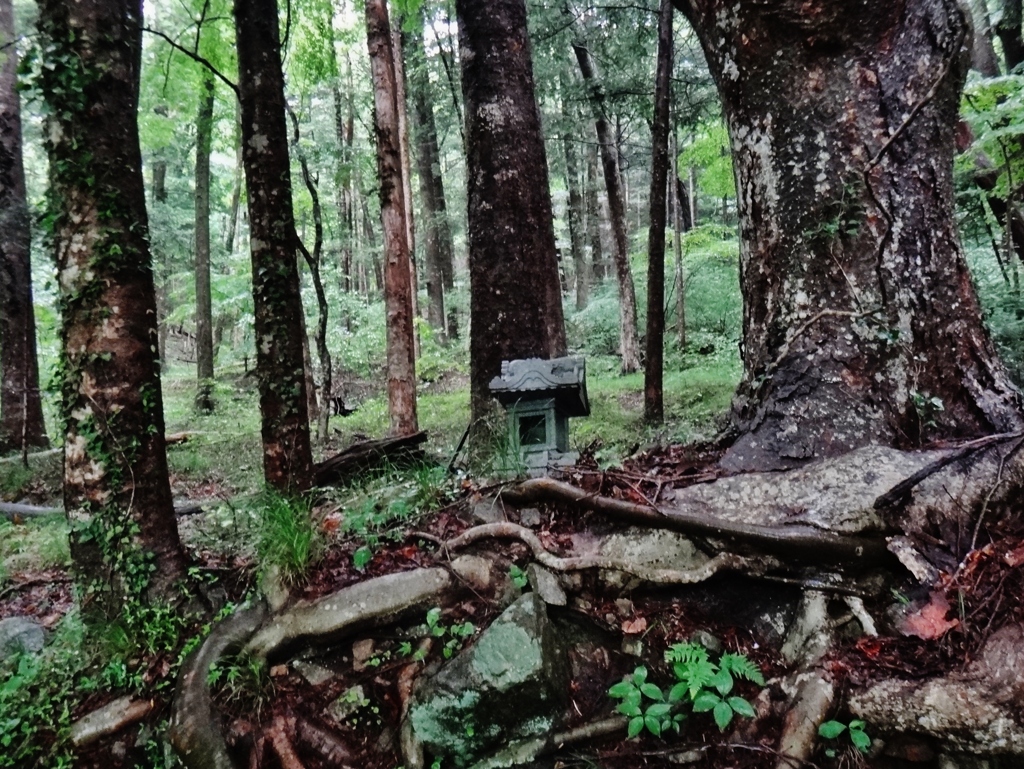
xmin=2 ymin=356 xmax=1021 ymax=769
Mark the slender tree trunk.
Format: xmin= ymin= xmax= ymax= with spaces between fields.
xmin=672 ymin=130 xmax=689 ymax=351
xmin=0 ymin=0 xmax=48 ymax=454
xmin=969 ymin=0 xmax=1001 ymax=76
xmin=997 ymin=0 xmax=1024 ymax=72
xmin=36 ymin=0 xmax=186 ymax=609
xmin=235 ymin=0 xmax=313 ymax=491
xmin=366 ymin=0 xmax=418 ymax=436
xmin=289 ymin=107 xmax=333 ymax=443
xmin=225 ymin=99 xmax=243 ymax=253
xmin=406 ymin=19 xmax=455 ymax=342
xmin=458 ymin=0 xmax=568 ymax=425
xmin=194 ymin=72 xmax=216 ymax=413
xmin=677 ymin=0 xmax=1024 ymax=472
xmin=571 ymin=38 xmax=641 ymax=373
xmin=644 ymin=0 xmax=673 ymax=424
xmin=152 ymin=160 xmax=167 ymax=202
xmin=563 ymin=124 xmax=589 ymax=311
xmin=393 ymin=24 xmax=420 ymax=345
xmin=585 ymin=140 xmax=605 ymax=281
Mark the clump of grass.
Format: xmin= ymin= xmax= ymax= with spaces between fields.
xmin=251 ymin=491 xmax=323 ymax=585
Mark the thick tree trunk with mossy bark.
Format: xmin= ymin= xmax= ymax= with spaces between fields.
xmin=235 ymin=0 xmax=314 ymax=491
xmin=675 ymin=0 xmax=1024 ymax=472
xmin=457 ymin=0 xmax=568 ymax=426
xmin=0 ymin=0 xmax=48 ymax=455
xmin=36 ymin=0 xmax=186 ymax=608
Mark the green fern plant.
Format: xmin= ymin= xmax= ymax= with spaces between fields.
xmin=610 ymin=642 xmax=765 ymax=739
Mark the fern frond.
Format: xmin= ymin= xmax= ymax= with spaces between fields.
xmin=719 ymin=653 xmax=765 ymax=686
xmin=665 ymin=642 xmax=709 ymax=666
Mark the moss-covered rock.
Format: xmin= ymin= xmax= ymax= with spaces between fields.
xmin=409 ymin=593 xmax=568 ymax=766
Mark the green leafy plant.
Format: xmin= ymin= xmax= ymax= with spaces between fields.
xmin=819 ymin=719 xmax=871 ymax=756
xmin=670 ymin=644 xmax=763 ymax=731
xmin=608 ymin=665 xmax=686 ymax=737
xmin=425 ymin=607 xmax=476 ymax=659
xmin=509 ymin=564 xmax=528 ymax=590
xmin=609 ymin=642 xmax=765 ymax=740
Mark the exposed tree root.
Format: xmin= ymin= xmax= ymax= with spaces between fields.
xmin=267 ymin=716 xmax=306 ymax=769
xmin=244 ymin=567 xmax=455 ymax=661
xmin=444 ymin=521 xmax=776 ymax=584
xmin=169 ymin=602 xmax=267 ymax=769
xmin=505 ymin=475 xmax=892 ymax=567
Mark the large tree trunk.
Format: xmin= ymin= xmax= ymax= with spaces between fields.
xmin=234 ymin=0 xmax=313 ymax=491
xmin=643 ymin=0 xmax=673 ymax=425
xmin=571 ymin=38 xmax=641 ymax=373
xmin=457 ymin=0 xmax=568 ymax=425
xmin=0 ymin=0 xmax=48 ymax=454
xmin=366 ymin=0 xmax=418 ymax=437
xmin=676 ymin=0 xmax=1024 ymax=472
xmin=36 ymin=0 xmax=186 ymax=608
xmin=406 ymin=19 xmax=455 ymax=343
xmin=194 ymin=72 xmax=216 ymax=414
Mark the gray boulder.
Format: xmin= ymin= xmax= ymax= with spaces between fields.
xmin=0 ymin=616 xmax=45 ymax=661
xmin=409 ymin=593 xmax=568 ymax=766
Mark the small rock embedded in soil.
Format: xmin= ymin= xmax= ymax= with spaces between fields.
xmin=0 ymin=616 xmax=45 ymax=661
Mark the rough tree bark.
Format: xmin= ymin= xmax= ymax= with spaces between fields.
xmin=457 ymin=0 xmax=568 ymax=425
xmin=0 ymin=0 xmax=48 ymax=454
xmin=571 ymin=36 xmax=641 ymax=373
xmin=643 ymin=0 xmax=673 ymax=425
xmin=675 ymin=0 xmax=1024 ymax=472
xmin=366 ymin=0 xmax=418 ymax=437
xmin=194 ymin=72 xmax=216 ymax=413
xmin=234 ymin=0 xmax=313 ymax=491
xmin=36 ymin=0 xmax=186 ymax=607
xmin=671 ymin=129 xmax=689 ymax=351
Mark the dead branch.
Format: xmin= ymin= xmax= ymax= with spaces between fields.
xmin=504 ymin=477 xmax=891 ymax=567
xmin=314 ymin=431 xmax=428 ymax=485
xmin=70 ymin=697 xmax=155 ymax=747
xmin=444 ymin=521 xmax=771 ymax=584
xmin=1 ymin=502 xmax=62 ymax=521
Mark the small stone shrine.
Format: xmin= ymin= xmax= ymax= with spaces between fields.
xmin=488 ymin=356 xmax=589 ymax=475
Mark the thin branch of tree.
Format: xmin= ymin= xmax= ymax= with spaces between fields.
xmin=143 ymin=26 xmax=239 ymax=97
